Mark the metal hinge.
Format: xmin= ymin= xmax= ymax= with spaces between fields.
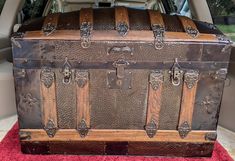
xmin=61 ymin=57 xmax=72 ymax=84
xmin=42 ymin=23 xmax=56 ymax=36
xmin=77 ymin=119 xmax=89 ymax=138
xmin=145 ymin=119 xmax=157 ymax=138
xmin=80 ymin=22 xmax=92 ymax=48
xmin=169 ymin=58 xmax=183 ymax=86
xmin=116 ymin=22 xmax=129 ymax=37
xmin=75 ymin=71 xmax=89 ymax=88
xmin=178 ymin=121 xmax=191 ymax=139
xmin=107 ymin=59 xmax=132 ymax=90
xmin=184 ymin=70 xmax=199 ymax=89
xmin=152 ymin=24 xmax=165 ymax=50
xmin=41 ymin=68 xmax=54 ymax=88
xmin=185 ymin=27 xmax=199 ymax=38
xmin=44 ymin=119 xmax=57 ymax=138
xmin=149 ymin=71 xmax=164 ymax=90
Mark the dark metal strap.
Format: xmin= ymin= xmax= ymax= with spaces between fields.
xmin=42 ymin=13 xmax=60 ymax=36
xmin=148 ymin=10 xmax=165 ymax=50
xmin=80 ymin=8 xmax=93 ymax=48
xmin=178 ymin=16 xmax=199 ymax=38
xmin=115 ymin=7 xmax=129 ymax=36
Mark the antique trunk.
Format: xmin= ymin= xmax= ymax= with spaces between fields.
xmin=12 ymin=7 xmax=232 ymax=157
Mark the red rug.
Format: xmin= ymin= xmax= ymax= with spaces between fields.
xmin=0 ymin=123 xmax=233 ymax=161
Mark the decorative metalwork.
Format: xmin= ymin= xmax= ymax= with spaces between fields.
xmin=11 ymin=32 xmax=24 ymax=48
xmin=41 ymin=68 xmax=54 ymax=88
xmin=169 ymin=58 xmax=183 ymax=86
xmin=116 ymin=22 xmax=129 ymax=36
xmin=145 ymin=119 xmax=157 ymax=138
xmin=178 ymin=121 xmax=191 ymax=139
xmin=75 ymin=71 xmax=89 ymax=88
xmin=185 ymin=27 xmax=199 ymax=38
xmin=108 ymin=59 xmax=132 ymax=89
xmin=19 ymin=131 xmax=31 ymax=141
xmin=14 ymin=69 xmax=26 ymax=79
xmin=61 ymin=57 xmax=72 ymax=84
xmin=80 ymin=22 xmax=92 ymax=48
xmin=149 ymin=71 xmax=163 ymax=90
xmin=152 ymin=24 xmax=165 ymax=50
xmin=18 ymin=93 xmax=39 ymax=117
xmin=214 ymin=68 xmax=228 ymax=80
xmin=42 ymin=23 xmax=56 ymax=36
xmin=199 ymin=96 xmax=216 ymax=114
xmin=77 ymin=119 xmax=89 ymax=138
xmin=205 ymin=132 xmax=217 ymax=141
xmin=184 ymin=70 xmax=199 ymax=89
xmin=216 ymin=34 xmax=231 ymax=43
xmin=44 ymin=119 xmax=57 ymax=138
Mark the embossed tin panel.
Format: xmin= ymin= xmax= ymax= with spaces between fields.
xmin=90 ymin=69 xmax=148 ymax=129
xmin=14 ymin=69 xmax=42 ymax=129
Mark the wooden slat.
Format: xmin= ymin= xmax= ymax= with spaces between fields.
xmin=178 ymin=71 xmax=199 ymax=138
xmin=42 ymin=13 xmax=60 ymax=35
xmin=23 ymin=30 xmax=219 ymax=42
xmin=148 ymin=10 xmax=164 ymax=27
xmin=76 ymin=71 xmax=90 ymax=127
xmin=146 ymin=72 xmax=163 ymax=135
xmin=20 ymin=129 xmax=215 ymax=143
xmin=178 ymin=16 xmax=199 ymax=37
xmin=40 ymin=70 xmax=57 ymax=127
xmin=79 ymin=8 xmax=93 ymax=25
xmin=115 ymin=7 xmax=129 ymax=36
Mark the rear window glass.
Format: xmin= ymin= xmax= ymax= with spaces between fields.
xmin=0 ymin=0 xmax=6 ymax=14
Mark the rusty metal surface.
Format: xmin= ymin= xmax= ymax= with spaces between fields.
xmin=90 ymin=69 xmax=148 ymax=129
xmin=14 ymin=69 xmax=42 ymax=129
xmin=192 ymin=72 xmax=225 ymax=130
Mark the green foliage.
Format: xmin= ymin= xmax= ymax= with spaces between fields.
xmin=216 ymin=25 xmax=235 ymax=33
xmin=207 ymin=0 xmax=235 ymax=16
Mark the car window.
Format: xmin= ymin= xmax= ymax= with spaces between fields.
xmin=207 ymin=0 xmax=235 ymax=43
xmin=0 ymin=0 xmax=6 ymax=14
xmin=163 ymin=0 xmax=192 ymax=18
xmin=21 ymin=0 xmax=48 ymax=22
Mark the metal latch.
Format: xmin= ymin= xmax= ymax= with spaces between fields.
xmin=169 ymin=58 xmax=183 ymax=86
xmin=107 ymin=59 xmax=132 ymax=90
xmin=152 ymin=24 xmax=165 ymax=50
xmin=80 ymin=22 xmax=92 ymax=48
xmin=61 ymin=57 xmax=72 ymax=84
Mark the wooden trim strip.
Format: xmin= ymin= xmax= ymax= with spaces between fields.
xmin=115 ymin=7 xmax=129 ymax=36
xmin=148 ymin=10 xmax=164 ymax=27
xmin=79 ymin=8 xmax=93 ymax=25
xmin=40 ymin=69 xmax=58 ymax=137
xmin=178 ymin=16 xmax=199 ymax=38
xmin=145 ymin=72 xmax=163 ymax=138
xmin=42 ymin=13 xmax=60 ymax=36
xmin=178 ymin=70 xmax=199 ymax=138
xmin=20 ymin=129 xmax=215 ymax=143
xmin=75 ymin=71 xmax=90 ymax=137
xmin=22 ymin=30 xmax=219 ymax=42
